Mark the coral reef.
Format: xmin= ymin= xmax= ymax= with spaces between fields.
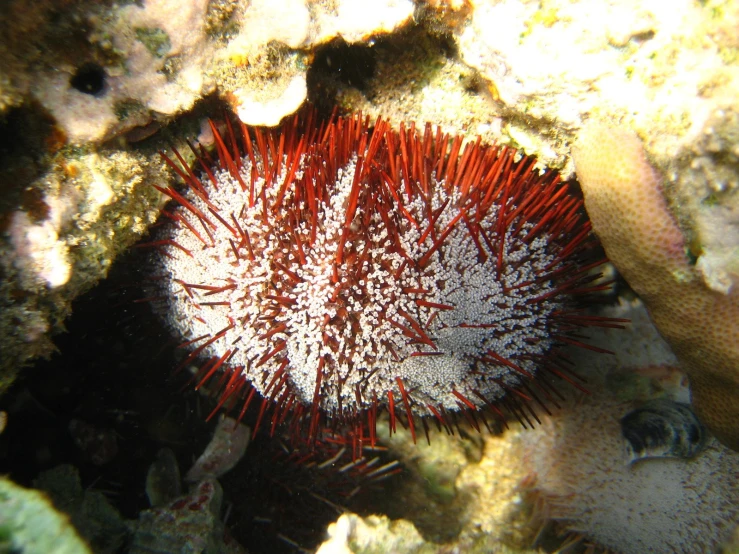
xmin=0 ymin=0 xmax=414 ymax=143
xmin=453 ymin=0 xmax=739 ymax=281
xmin=0 ymin=144 xmax=165 ymax=393
xmin=3 ymin=0 xmax=738 ymax=403
xmin=572 ymin=122 xmax=739 ymax=451
xmin=316 ymin=302 xmax=739 ymax=554
xmin=0 ymin=0 xmax=413 ymax=393
xmin=321 ymin=397 xmax=736 ymax=554
xmin=1 ymin=0 xmax=738 ymax=551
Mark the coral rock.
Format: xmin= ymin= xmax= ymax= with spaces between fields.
xmin=524 ymin=390 xmax=739 ymax=554
xmin=316 ymin=513 xmax=435 ymax=554
xmin=572 ymin=122 xmax=739 ymax=451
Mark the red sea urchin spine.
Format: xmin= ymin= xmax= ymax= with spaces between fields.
xmin=149 ymin=107 xmax=624 ymax=447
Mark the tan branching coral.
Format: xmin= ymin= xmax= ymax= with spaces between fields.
xmin=572 ymin=122 xmax=739 ymax=451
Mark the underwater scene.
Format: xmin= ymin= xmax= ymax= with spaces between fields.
xmin=0 ymin=1 xmax=737 ymax=553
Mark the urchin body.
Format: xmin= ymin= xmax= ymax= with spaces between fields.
xmin=154 ymin=111 xmax=609 ymax=439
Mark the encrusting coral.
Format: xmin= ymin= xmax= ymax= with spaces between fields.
xmin=523 ymin=390 xmax=739 ymax=554
xmin=572 ymin=122 xmax=739 ymax=451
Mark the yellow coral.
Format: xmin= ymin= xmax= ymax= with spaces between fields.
xmin=572 ymin=122 xmax=739 ymax=452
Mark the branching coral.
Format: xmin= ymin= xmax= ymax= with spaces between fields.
xmin=572 ymin=122 xmax=739 ymax=451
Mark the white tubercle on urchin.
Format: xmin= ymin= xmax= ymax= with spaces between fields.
xmin=151 ymin=110 xmax=614 ymax=439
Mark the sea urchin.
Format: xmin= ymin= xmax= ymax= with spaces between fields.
xmin=150 ymin=108 xmax=617 ymax=445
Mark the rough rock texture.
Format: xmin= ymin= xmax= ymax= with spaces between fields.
xmin=0 ymin=0 xmax=414 ymax=392
xmin=0 ymin=0 xmax=415 ymax=143
xmin=1 ymin=2 xmax=738 ymax=549
xmin=316 ymin=514 xmax=437 ymax=554
xmin=0 ymin=144 xmax=166 ymax=390
xmin=375 ymin=423 xmax=537 ymax=552
xmin=454 ymin=0 xmax=739 ymax=293
xmin=573 ymin=122 xmax=739 ymax=451
xmin=523 ymin=392 xmax=739 ymax=554
xmin=316 ymin=299 xmax=739 ymax=554
xmin=315 ymin=510 xmax=543 ymax=554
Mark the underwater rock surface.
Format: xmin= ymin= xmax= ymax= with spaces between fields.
xmin=0 ymin=1 xmax=738 ymax=553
